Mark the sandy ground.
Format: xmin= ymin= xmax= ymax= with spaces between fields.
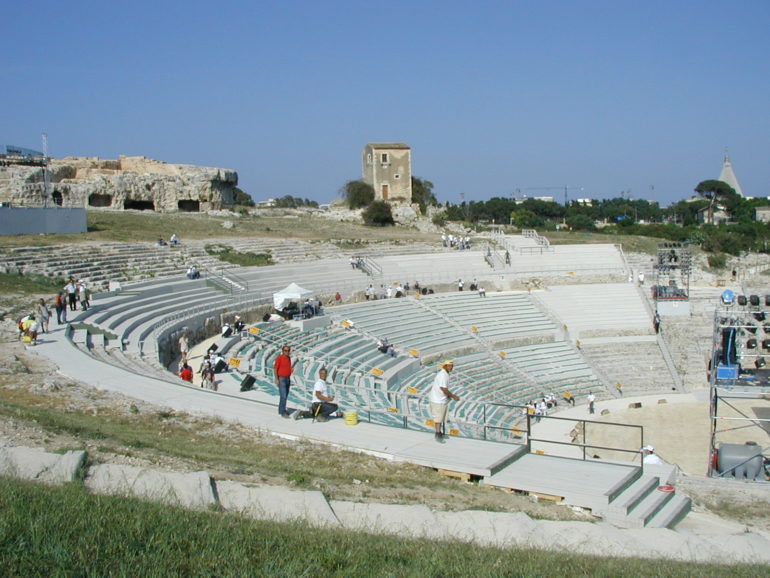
xmin=533 ymin=391 xmax=770 ymax=477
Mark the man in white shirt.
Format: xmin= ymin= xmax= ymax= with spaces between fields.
xmin=178 ymin=332 xmax=189 ymax=363
xmin=295 ymin=368 xmax=339 ymax=421
xmin=429 ymin=360 xmax=460 ymax=443
xmin=587 ymin=392 xmax=596 ymax=414
xmin=642 ymin=445 xmax=663 ymax=465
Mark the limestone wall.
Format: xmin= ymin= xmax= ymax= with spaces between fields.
xmin=0 ymin=155 xmax=238 ymax=212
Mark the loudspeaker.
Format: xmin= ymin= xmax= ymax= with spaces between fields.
xmin=750 ymin=295 xmax=760 ymax=306
xmin=240 ymin=374 xmax=256 ymax=391
xmin=765 ymin=295 xmax=770 ymax=307
xmin=207 ymin=343 xmax=219 ymax=354
xmin=763 ymin=339 xmax=770 ymax=350
xmin=747 ymin=338 xmax=757 ymax=349
xmin=214 ymin=359 xmax=227 ymax=373
xmin=737 ymin=295 xmax=748 ymax=306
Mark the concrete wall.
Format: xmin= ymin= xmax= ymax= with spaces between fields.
xmin=0 ymin=206 xmax=87 ymax=235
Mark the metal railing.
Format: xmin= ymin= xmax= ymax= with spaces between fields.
xmin=364 ymin=257 xmax=383 ymax=278
xmin=527 ymin=412 xmax=644 ymax=466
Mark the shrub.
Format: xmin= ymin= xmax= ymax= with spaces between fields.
xmin=342 ymin=180 xmax=375 ymax=209
xmin=362 ymin=201 xmax=394 ymax=226
xmin=707 ymin=253 xmax=727 ymax=269
xmin=432 ymin=212 xmax=447 ymax=227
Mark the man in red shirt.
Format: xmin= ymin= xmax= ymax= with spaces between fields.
xmin=274 ymin=345 xmax=294 ymax=418
xmin=179 ymin=363 xmax=194 ymax=383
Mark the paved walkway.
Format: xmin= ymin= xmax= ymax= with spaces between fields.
xmin=34 ymin=322 xmax=519 ymax=478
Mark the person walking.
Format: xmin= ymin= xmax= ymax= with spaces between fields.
xmin=54 ymin=291 xmax=67 ymax=325
xmin=35 ymin=298 xmax=51 ymax=334
xmin=429 ymin=360 xmax=460 ymax=443
xmin=178 ymin=332 xmax=189 ymax=364
xmin=588 ymin=392 xmax=596 ymax=414
xmin=274 ymin=344 xmax=295 ymax=418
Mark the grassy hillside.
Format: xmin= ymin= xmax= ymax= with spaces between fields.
xmin=0 ymin=476 xmax=760 ymax=577
xmin=0 ymin=209 xmax=440 ymax=247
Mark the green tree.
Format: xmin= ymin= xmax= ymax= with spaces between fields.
xmin=665 ymin=199 xmax=707 ymax=226
xmin=232 ymin=187 xmax=255 ymax=207
xmin=511 ymin=209 xmax=544 ymax=229
xmin=565 ymin=214 xmax=597 ymax=232
xmin=523 ymin=199 xmax=565 ymax=220
xmin=695 ymin=180 xmax=736 ymax=224
xmin=362 ymin=200 xmax=394 ymax=226
xmin=411 ymin=177 xmax=437 ymax=215
xmin=341 ymin=180 xmax=375 ymax=209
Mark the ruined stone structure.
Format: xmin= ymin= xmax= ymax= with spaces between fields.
xmin=0 ymin=155 xmax=238 ymax=212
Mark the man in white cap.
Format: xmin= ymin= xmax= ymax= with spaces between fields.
xmin=642 ymin=445 xmax=663 ymax=465
xmin=429 ymin=360 xmax=460 ymax=443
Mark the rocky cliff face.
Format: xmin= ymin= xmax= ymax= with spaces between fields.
xmin=0 ymin=155 xmax=238 ymax=212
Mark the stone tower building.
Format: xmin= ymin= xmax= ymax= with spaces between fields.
xmin=362 ymin=143 xmax=412 ymax=203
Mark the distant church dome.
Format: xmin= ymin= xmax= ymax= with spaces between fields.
xmin=718 ymin=154 xmax=744 ymax=197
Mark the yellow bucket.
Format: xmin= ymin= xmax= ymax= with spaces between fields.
xmin=344 ymin=411 xmax=358 ymax=426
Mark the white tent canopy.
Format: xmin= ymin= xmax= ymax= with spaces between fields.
xmin=273 ymin=282 xmax=313 ymax=310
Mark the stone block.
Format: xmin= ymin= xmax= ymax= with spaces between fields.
xmin=85 ymin=464 xmax=215 ymax=509
xmin=216 ymin=481 xmax=339 ymax=527
xmin=0 ymin=446 xmax=86 ymax=484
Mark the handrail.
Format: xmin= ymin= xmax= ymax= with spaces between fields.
xmin=527 ymin=412 xmax=645 ymax=466
xmin=364 ymin=257 xmax=383 ymax=278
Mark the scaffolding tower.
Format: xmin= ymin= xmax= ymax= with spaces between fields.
xmin=707 ymin=295 xmax=770 ymax=481
xmin=652 ymin=242 xmax=691 ymax=316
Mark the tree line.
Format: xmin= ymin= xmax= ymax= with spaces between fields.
xmin=342 ymin=176 xmax=770 ymax=257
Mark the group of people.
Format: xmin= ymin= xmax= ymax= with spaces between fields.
xmin=441 ymin=233 xmax=471 ymax=250
xmin=186 ymin=265 xmax=200 ymax=280
xmin=18 ymin=308 xmax=44 ymax=345
xmin=363 ymin=281 xmax=438 ymax=301
xmin=523 ymin=394 xmax=560 ymax=422
xmin=302 ymin=298 xmax=322 ymax=318
xmin=18 ymin=281 xmax=90 ymax=345
xmin=178 ymin=357 xmax=217 ymax=390
xmin=376 ymin=338 xmax=397 ymax=357
xmin=274 ymin=344 xmax=341 ymax=422
xmin=458 ymin=278 xmax=486 ymax=297
xmin=270 ymin=346 xmax=461 ymax=434
xmin=158 ymin=233 xmax=180 ymax=247
xmin=62 ymin=278 xmax=90 ymax=312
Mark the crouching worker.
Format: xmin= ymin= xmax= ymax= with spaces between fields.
xmin=294 ymin=368 xmax=341 ymax=422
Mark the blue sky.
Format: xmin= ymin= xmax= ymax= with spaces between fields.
xmin=2 ymin=1 xmax=768 ymax=207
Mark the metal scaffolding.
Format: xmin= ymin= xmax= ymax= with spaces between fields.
xmin=707 ymin=300 xmax=770 ymax=480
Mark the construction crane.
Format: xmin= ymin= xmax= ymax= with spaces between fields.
xmin=515 ymin=185 xmax=583 ymax=206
